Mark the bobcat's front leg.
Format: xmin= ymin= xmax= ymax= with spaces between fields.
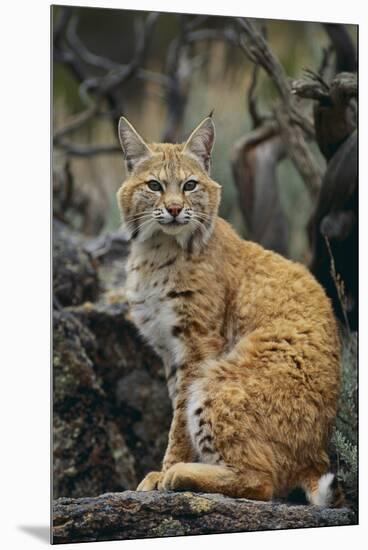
xmin=162 ymin=395 xmax=194 ymax=471
xmin=136 ymin=396 xmax=193 ymax=491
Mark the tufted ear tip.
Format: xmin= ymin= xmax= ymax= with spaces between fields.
xmin=183 ymin=116 xmax=216 ymax=173
xmin=117 ymin=118 xmax=126 ymax=150
xmin=118 ymin=117 xmax=152 ymax=172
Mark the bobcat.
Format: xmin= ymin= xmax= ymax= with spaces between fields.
xmin=116 ymin=115 xmax=342 ymax=506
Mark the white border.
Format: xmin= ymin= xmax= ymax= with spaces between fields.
xmin=1 ymin=1 xmax=366 ymax=549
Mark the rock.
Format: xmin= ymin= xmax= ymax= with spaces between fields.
xmin=309 ymin=130 xmax=358 ymax=330
xmin=53 ymin=309 xmax=137 ymax=498
xmin=53 ymin=224 xmax=171 ymax=497
xmin=115 ymin=370 xmax=172 ymax=479
xmin=52 ymin=490 xmax=357 ymax=544
xmin=66 ymin=299 xmax=171 ymax=484
xmin=53 ymin=220 xmax=99 ymax=307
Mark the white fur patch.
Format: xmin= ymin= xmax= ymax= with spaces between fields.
xmin=186 ymin=377 xmax=223 ymax=465
xmin=307 ymin=473 xmax=334 ymax=506
xmin=127 ymin=277 xmax=186 ymax=366
xmin=125 ymin=238 xmax=187 ymax=378
xmin=186 ymin=378 xmax=205 ymax=451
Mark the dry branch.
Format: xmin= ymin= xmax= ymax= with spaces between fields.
xmin=330 ymin=72 xmax=358 ymax=102
xmin=53 ymin=10 xmax=160 ymax=148
xmin=235 ymin=17 xmax=323 ymax=198
xmin=274 ymin=105 xmax=321 ymax=197
xmin=56 ymin=140 xmax=122 ymax=157
xmin=66 ymin=15 xmax=120 ymax=72
xmin=291 ymin=71 xmax=330 ymax=102
xmin=323 ymin=23 xmax=357 ymax=73
xmin=292 ymin=71 xmax=357 ymax=103
xmin=53 ymin=8 xmax=87 ymax=83
xmin=161 ymin=20 xmax=241 ymax=142
xmin=232 ymin=122 xmax=289 ymax=255
xmin=318 ymin=44 xmax=335 ymax=79
xmin=53 ymin=103 xmax=100 ymax=141
xmin=292 ymin=71 xmax=357 ymax=161
xmin=247 ymin=64 xmax=265 ymax=128
xmin=236 ymin=18 xmax=291 ymax=104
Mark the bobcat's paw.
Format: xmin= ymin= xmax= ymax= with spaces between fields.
xmin=136 ymin=471 xmax=162 ymax=491
xmin=159 ymin=462 xmax=194 ymax=492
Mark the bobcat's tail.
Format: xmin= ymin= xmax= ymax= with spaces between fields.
xmin=304 ymin=472 xmax=345 ymax=508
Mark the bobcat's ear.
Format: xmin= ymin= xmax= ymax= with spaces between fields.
xmin=118 ymin=117 xmax=152 ymax=172
xmin=183 ymin=116 xmax=215 ymax=173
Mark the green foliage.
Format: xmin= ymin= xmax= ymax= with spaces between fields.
xmin=330 ymin=331 xmax=358 ymax=504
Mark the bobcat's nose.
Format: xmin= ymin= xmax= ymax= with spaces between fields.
xmin=166 ymin=203 xmax=183 ymax=218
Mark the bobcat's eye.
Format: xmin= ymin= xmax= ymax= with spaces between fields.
xmin=147 ymin=180 xmax=163 ymax=192
xmin=183 ymin=180 xmax=197 ymax=192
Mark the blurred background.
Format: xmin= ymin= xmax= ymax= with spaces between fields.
xmin=53 ymin=6 xmax=356 ymax=259
xmin=52 ymin=6 xmax=358 ymax=510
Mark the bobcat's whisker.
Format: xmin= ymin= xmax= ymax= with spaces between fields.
xmin=135 ymin=218 xmax=155 ymax=232
xmin=192 ymin=212 xmax=211 ymax=221
xmin=127 ymin=212 xmax=153 ymax=221
xmin=125 ymin=213 xmax=153 ymax=226
xmin=191 ymin=215 xmax=209 ymax=226
xmin=190 ymin=218 xmax=205 ymax=233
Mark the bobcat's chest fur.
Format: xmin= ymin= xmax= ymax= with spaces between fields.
xmin=126 ymin=240 xmax=187 ymax=395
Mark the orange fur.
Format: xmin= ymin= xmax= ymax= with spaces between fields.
xmin=116 ymin=116 xmax=341 ymax=505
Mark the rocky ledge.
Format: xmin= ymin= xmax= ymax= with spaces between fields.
xmin=52 ymin=490 xmax=356 ymax=544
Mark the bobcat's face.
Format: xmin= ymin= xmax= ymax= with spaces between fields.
xmin=117 ymin=117 xmax=221 ymax=248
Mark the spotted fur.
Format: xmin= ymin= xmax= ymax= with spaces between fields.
xmin=117 ymin=116 xmax=342 ymax=505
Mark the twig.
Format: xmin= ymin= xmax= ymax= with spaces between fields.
xmin=55 ymin=140 xmax=122 ymax=157
xmin=247 ymin=64 xmax=263 ymax=128
xmin=66 ymin=15 xmax=120 ymax=72
xmin=185 ymin=14 xmax=210 ymax=31
xmin=161 ymin=18 xmax=245 ymax=142
xmin=236 ymin=18 xmax=315 ymax=138
xmin=303 ymin=68 xmax=330 ymax=91
xmin=53 ymin=6 xmax=73 ymax=46
xmin=185 ymin=27 xmax=240 ymax=47
xmin=274 ymin=106 xmax=321 ymax=197
xmin=330 ymin=72 xmax=358 ymax=103
xmin=53 ymin=7 xmax=88 ymax=84
xmin=323 ymin=234 xmax=351 ymax=332
xmin=292 ymin=71 xmax=357 ymax=106
xmin=291 ymin=71 xmax=331 ymax=102
xmin=53 ymin=102 xmax=100 ymax=141
xmin=99 ymin=13 xmax=159 ymax=96
xmin=236 ymin=18 xmax=289 ymax=97
xmin=318 ymin=44 xmax=334 ymax=78
xmin=61 ymin=160 xmax=74 ymax=210
xmin=67 ymin=19 xmax=171 ymax=97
